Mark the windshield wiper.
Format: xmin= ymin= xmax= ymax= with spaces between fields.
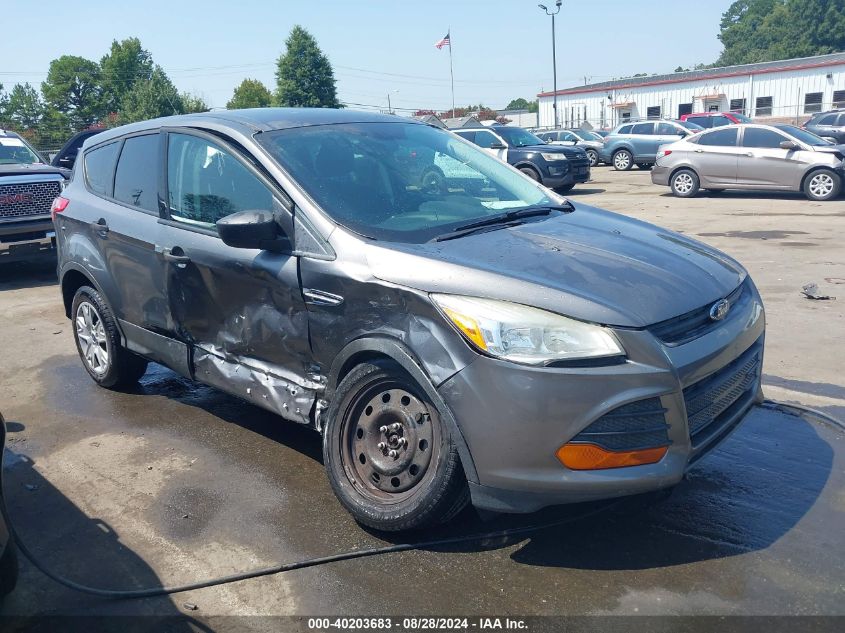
xmin=431 ymin=204 xmax=571 ymax=242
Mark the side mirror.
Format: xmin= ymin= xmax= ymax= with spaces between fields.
xmin=57 ymin=155 xmax=75 ymax=168
xmin=489 ymin=142 xmax=507 ymax=150
xmin=217 ymin=210 xmax=283 ymax=250
xmin=779 ymin=140 xmax=800 ymax=151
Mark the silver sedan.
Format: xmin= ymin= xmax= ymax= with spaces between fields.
xmin=652 ymin=123 xmax=845 ymax=201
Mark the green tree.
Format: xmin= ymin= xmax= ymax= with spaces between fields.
xmin=228 ymin=78 xmax=273 ymax=109
xmin=505 ymin=97 xmax=530 ymax=110
xmin=275 ymin=26 xmax=340 ymax=108
xmin=181 ymin=92 xmax=209 ymax=113
xmin=118 ymin=66 xmax=184 ymax=124
xmin=3 ymin=84 xmax=44 ymax=130
xmin=100 ymin=37 xmax=154 ymax=113
xmin=41 ymin=55 xmax=104 ymax=129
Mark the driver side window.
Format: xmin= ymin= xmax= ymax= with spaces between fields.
xmin=474 ymin=130 xmax=502 ymax=148
xmin=167 ymin=133 xmax=274 ymax=228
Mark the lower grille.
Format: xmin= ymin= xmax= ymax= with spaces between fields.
xmin=0 ymin=179 xmax=62 ymax=220
xmin=570 ymin=397 xmax=670 ymax=451
xmin=684 ymin=343 xmax=762 ymax=447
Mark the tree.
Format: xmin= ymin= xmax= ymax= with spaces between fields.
xmin=182 ymin=93 xmax=209 ymax=113
xmin=3 ymin=84 xmax=44 ymax=130
xmin=506 ymin=97 xmax=530 ymax=110
xmin=118 ymin=66 xmax=184 ymax=124
xmin=100 ymin=37 xmax=154 ymax=113
xmin=275 ymin=26 xmax=340 ymax=108
xmin=41 ymin=55 xmax=105 ymax=129
xmin=227 ymin=78 xmax=273 ymax=109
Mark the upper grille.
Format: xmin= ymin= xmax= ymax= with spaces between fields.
xmin=570 ymin=397 xmax=670 ymax=451
xmin=684 ymin=342 xmax=761 ymax=447
xmin=0 ymin=179 xmax=62 ymax=220
xmin=649 ymin=279 xmax=749 ymax=346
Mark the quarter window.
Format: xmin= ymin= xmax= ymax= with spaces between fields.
xmin=618 ymin=125 xmax=633 ymax=134
xmin=84 ymin=141 xmax=120 ymax=197
xmin=697 ymin=128 xmax=738 ymax=146
xmin=166 ymin=133 xmax=274 ymax=228
xmin=742 ymin=128 xmax=787 ymax=149
xmin=113 ymin=134 xmax=159 ymax=212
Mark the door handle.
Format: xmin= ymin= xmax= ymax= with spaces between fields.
xmin=694 ymin=149 xmax=704 ymax=153
xmin=157 ymin=245 xmax=191 ymax=266
xmin=745 ymin=152 xmax=754 ymax=157
xmin=95 ymin=218 xmax=109 ymax=236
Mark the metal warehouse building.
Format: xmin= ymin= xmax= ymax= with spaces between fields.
xmin=537 ymin=52 xmax=845 ymax=130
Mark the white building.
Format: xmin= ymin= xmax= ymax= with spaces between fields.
xmin=537 ymin=52 xmax=845 ymax=130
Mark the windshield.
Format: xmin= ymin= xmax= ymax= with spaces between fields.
xmin=0 ymin=135 xmax=43 ymax=165
xmin=570 ymin=129 xmax=601 ymax=141
xmin=774 ymin=124 xmax=832 ymax=146
xmin=678 ymin=121 xmax=705 ymax=131
xmin=731 ymin=112 xmax=753 ymax=123
xmin=491 ymin=126 xmax=545 ymax=147
xmin=258 ymin=122 xmax=559 ymax=243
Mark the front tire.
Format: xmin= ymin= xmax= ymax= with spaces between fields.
xmin=323 ymin=361 xmax=468 ymax=531
xmin=585 ymin=149 xmax=599 ymax=167
xmin=670 ymin=169 xmax=700 ymax=198
xmin=612 ymin=149 xmax=633 ymax=171
xmin=519 ymin=167 xmax=540 ymax=181
xmin=555 ymin=184 xmax=575 ymax=193
xmin=72 ymin=286 xmax=148 ymax=389
xmin=804 ymin=169 xmax=841 ymax=201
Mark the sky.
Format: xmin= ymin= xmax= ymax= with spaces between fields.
xmin=0 ymin=0 xmax=732 ymax=113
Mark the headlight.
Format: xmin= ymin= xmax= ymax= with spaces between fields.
xmin=540 ymin=152 xmax=568 ymax=162
xmin=432 ymin=294 xmax=625 ymax=365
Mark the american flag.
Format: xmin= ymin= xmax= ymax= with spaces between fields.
xmin=435 ymin=31 xmax=451 ymax=49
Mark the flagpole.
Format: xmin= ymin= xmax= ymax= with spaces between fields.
xmin=448 ymin=28 xmax=455 ymax=118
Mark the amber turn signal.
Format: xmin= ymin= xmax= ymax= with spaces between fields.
xmin=557 ymin=443 xmax=668 ymax=470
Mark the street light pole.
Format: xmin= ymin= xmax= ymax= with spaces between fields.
xmin=539 ymin=1 xmax=562 ymax=129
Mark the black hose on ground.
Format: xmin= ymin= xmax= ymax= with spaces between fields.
xmin=5 ymin=399 xmax=842 ymax=600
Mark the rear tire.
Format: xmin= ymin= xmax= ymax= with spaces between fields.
xmin=612 ymin=149 xmax=633 ymax=171
xmin=71 ymin=286 xmax=148 ymax=389
xmin=804 ymin=169 xmax=841 ymax=201
xmin=670 ymin=169 xmax=700 ymax=198
xmin=519 ymin=167 xmax=540 ymax=181
xmin=323 ymin=361 xmax=468 ymax=531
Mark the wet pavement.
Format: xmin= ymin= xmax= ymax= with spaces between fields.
xmin=1 ymin=169 xmax=844 ymax=626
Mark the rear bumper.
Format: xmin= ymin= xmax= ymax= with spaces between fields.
xmin=651 ymin=164 xmax=671 ymax=186
xmin=0 ymin=218 xmax=56 ymax=261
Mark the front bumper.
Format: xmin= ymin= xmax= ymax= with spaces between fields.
xmin=0 ymin=217 xmax=56 ymax=262
xmin=438 ymin=281 xmax=766 ymax=513
xmin=541 ymin=162 xmax=591 ymax=188
xmin=651 ymin=164 xmax=671 ymax=186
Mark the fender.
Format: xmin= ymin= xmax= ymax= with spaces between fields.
xmin=59 ymin=259 xmax=128 ymax=346
xmin=326 ymin=335 xmax=479 ymax=484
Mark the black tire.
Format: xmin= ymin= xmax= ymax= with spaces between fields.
xmin=323 ymin=360 xmax=468 ymax=531
xmin=519 ymin=166 xmax=540 ymax=181
xmin=0 ymin=538 xmax=18 ymax=598
xmin=670 ymin=168 xmax=700 ymax=198
xmin=636 ymin=164 xmax=653 ymax=170
xmin=803 ymin=168 xmax=841 ymax=201
xmin=71 ymin=286 xmax=148 ymax=389
xmin=555 ymin=184 xmax=575 ymax=193
xmin=612 ymin=149 xmax=633 ymax=171
xmin=585 ymin=149 xmax=599 ymax=167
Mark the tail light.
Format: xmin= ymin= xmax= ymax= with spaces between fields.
xmin=657 ymin=149 xmax=672 ymax=160
xmin=51 ymin=196 xmax=69 ymax=221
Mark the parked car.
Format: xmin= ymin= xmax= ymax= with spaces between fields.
xmin=680 ymin=112 xmax=752 ymax=129
xmin=51 ymin=128 xmax=106 ymax=170
xmin=536 ymin=129 xmax=602 ymax=167
xmin=1 ymin=129 xmax=69 ymax=262
xmin=803 ymin=109 xmax=845 ymax=144
xmin=55 ymin=108 xmax=765 ymax=531
xmin=599 ymin=119 xmax=704 ymax=171
xmin=652 ymin=123 xmax=844 ymax=201
xmin=592 ymin=129 xmax=611 ymax=138
xmin=453 ymin=126 xmax=590 ymax=192
xmin=0 ymin=413 xmax=18 ymax=599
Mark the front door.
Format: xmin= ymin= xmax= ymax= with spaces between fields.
xmin=690 ymin=127 xmax=741 ymax=186
xmin=158 ymin=130 xmax=316 ymax=423
xmin=736 ymin=127 xmax=800 ymax=188
xmin=473 ymin=129 xmax=509 ymax=163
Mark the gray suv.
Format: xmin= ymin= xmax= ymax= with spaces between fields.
xmin=599 ymin=119 xmax=704 ymax=170
xmin=54 ymin=109 xmax=765 ymax=531
xmin=803 ymin=109 xmax=845 ymax=144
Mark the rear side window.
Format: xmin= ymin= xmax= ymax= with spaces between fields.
xmin=167 ymin=133 xmax=274 ymax=228
xmin=113 ymin=134 xmax=160 ymax=212
xmin=742 ymin=128 xmax=787 ymax=149
xmin=631 ymin=123 xmax=654 ymax=135
xmin=816 ymin=114 xmax=837 ymax=125
xmin=474 ymin=130 xmax=501 ymax=148
xmin=618 ymin=125 xmax=633 ymax=134
xmin=698 ymin=128 xmax=738 ymax=146
xmin=656 ymin=122 xmax=680 ymax=135
xmin=84 ymin=142 xmax=121 ymax=196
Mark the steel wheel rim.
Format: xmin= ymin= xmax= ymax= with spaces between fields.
xmin=587 ymin=150 xmax=598 ymax=166
xmin=809 ymin=173 xmax=834 ymax=198
xmin=614 ymin=152 xmax=630 ymax=169
xmin=674 ymin=173 xmax=694 ymax=194
xmin=341 ymin=381 xmax=439 ymax=504
xmin=75 ymin=301 xmax=109 ymax=375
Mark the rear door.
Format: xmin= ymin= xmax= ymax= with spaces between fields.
xmin=158 ymin=129 xmax=314 ymax=422
xmin=630 ymin=122 xmax=660 ymax=160
xmin=689 ymin=127 xmax=741 ymax=186
xmin=736 ymin=127 xmax=799 ymax=188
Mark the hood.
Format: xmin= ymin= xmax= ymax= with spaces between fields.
xmin=0 ymin=163 xmax=69 ymax=178
xmin=814 ymin=143 xmax=845 ymax=157
xmin=365 ymin=204 xmax=745 ymax=328
xmin=527 ymin=144 xmax=586 ymax=158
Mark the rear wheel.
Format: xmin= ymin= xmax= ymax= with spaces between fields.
xmin=585 ymin=149 xmax=599 ymax=167
xmin=323 ymin=361 xmax=468 ymax=531
xmin=72 ymin=286 xmax=148 ymax=389
xmin=612 ymin=149 xmax=633 ymax=171
xmin=670 ymin=169 xmax=700 ymax=198
xmin=519 ymin=166 xmax=540 ymax=181
xmin=804 ymin=169 xmax=841 ymax=201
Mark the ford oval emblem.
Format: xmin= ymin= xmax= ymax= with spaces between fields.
xmin=709 ymin=299 xmax=730 ymax=321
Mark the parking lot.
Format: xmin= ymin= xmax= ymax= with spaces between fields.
xmin=0 ymin=166 xmax=843 ymax=625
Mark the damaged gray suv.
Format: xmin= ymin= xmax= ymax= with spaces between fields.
xmin=54 ymin=109 xmax=766 ymax=531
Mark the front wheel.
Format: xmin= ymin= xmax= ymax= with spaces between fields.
xmin=670 ymin=169 xmax=700 ymax=198
xmin=612 ymin=149 xmax=633 ymax=171
xmin=555 ymin=184 xmax=575 ymax=194
xmin=586 ymin=149 xmax=599 ymax=167
xmin=323 ymin=361 xmax=468 ymax=531
xmin=519 ymin=167 xmax=540 ymax=181
xmin=804 ymin=169 xmax=841 ymax=201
